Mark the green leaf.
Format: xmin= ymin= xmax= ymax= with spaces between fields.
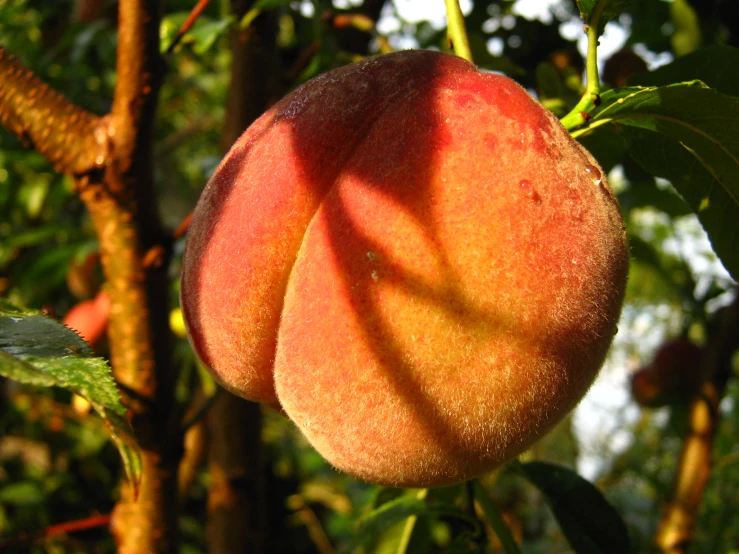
xmin=0 ymin=298 xmax=93 ymax=358
xmin=472 ymin=481 xmax=522 ymax=554
xmin=519 ymin=462 xmax=631 ymax=554
xmin=583 ymin=83 xmax=739 ymax=280
xmin=0 ymin=481 xmax=45 ymax=506
xmin=0 ymin=300 xmax=142 ymax=496
xmin=625 ymin=127 xmax=738 ymax=281
xmin=577 ymin=123 xmax=628 ymax=174
xmin=617 ymin=160 xmax=691 ymax=218
xmin=537 ymin=62 xmax=566 ymax=99
xmin=365 ymin=522 xmax=432 ymax=554
xmin=252 ymin=0 xmax=293 ymax=9
xmin=189 ymin=16 xmax=236 ymax=55
xmin=625 ymin=236 xmax=691 ymax=305
xmin=240 ymin=0 xmax=293 ymax=30
xmin=364 ymin=489 xmax=431 ymax=554
xmin=575 ymin=0 xmax=632 ymax=34
xmin=160 ymin=13 xmax=235 ymax=54
xmin=1 ymin=225 xmax=74 ymax=250
xmin=353 ymin=494 xmax=429 ymax=549
xmin=622 ymin=182 xmax=692 ymax=219
xmin=353 ymin=489 xmax=481 ymax=552
xmin=669 ymin=0 xmax=701 ymax=56
xmin=160 ymin=12 xmax=188 ymax=51
xmin=631 ymin=45 xmax=739 ymax=96
xmin=629 ymin=235 xmax=665 ymax=272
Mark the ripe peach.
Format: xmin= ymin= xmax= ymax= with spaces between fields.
xmin=631 ymin=337 xmax=703 ymax=408
xmin=181 ymin=50 xmax=629 ymax=487
xmin=66 ymin=251 xmax=102 ymax=300
xmin=603 ymin=49 xmax=647 ymax=89
xmin=63 ymin=290 xmax=111 ymax=348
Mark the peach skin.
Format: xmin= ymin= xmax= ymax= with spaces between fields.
xmin=181 ymin=50 xmax=629 ymax=487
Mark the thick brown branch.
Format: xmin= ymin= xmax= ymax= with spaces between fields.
xmin=3 ymin=3 xmax=177 ymax=554
xmin=221 ymin=0 xmax=281 ymax=150
xmin=80 ymin=1 xmax=178 ymax=553
xmin=655 ymin=298 xmax=739 ymax=553
xmin=79 ymin=174 xmax=178 ymax=554
xmin=655 ymin=386 xmax=718 ymax=553
xmin=0 ymin=47 xmax=103 ymax=175
xmin=98 ymin=2 xmax=170 ymax=407
xmin=111 ymin=0 xmax=165 ymax=177
xmin=207 ymin=395 xmax=265 ymax=553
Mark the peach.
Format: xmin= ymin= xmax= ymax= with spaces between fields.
xmin=63 ymin=290 xmax=111 ymax=348
xmin=631 ymin=338 xmax=703 ymax=408
xmin=66 ymin=251 xmax=102 ymax=300
xmin=180 ymin=50 xmax=629 ymax=487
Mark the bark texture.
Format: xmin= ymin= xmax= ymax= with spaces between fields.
xmin=0 ymin=2 xmax=180 ymax=552
xmin=655 ymin=298 xmax=739 ymax=553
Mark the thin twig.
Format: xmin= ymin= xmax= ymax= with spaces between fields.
xmin=0 ymin=514 xmax=111 ymax=549
xmin=166 ymin=0 xmax=213 ymax=54
xmin=173 ymin=211 xmax=193 ymax=239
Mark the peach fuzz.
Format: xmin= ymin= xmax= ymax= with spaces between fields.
xmin=180 ymin=50 xmax=629 ymax=487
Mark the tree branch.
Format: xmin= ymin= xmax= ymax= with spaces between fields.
xmin=76 ymin=2 xmax=181 ymax=554
xmin=0 ymin=513 xmax=112 ymax=550
xmin=655 ymin=297 xmax=739 ymax=553
xmin=0 ymin=47 xmax=103 ymax=175
xmin=1 ymin=17 xmax=179 ymax=545
xmin=110 ymin=0 xmax=164 ymax=177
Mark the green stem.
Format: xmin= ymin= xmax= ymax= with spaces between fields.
xmin=570 ymin=118 xmax=610 ymax=139
xmin=560 ymin=0 xmax=607 ymax=131
xmin=444 ymin=0 xmax=473 ymax=63
xmin=239 ymin=7 xmax=261 ymax=30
